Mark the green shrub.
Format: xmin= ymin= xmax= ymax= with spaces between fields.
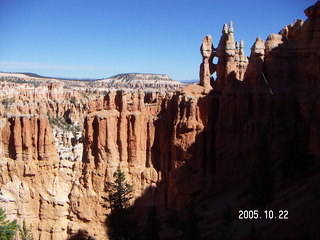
xmin=1 ymin=98 xmax=15 ymax=109
xmin=18 ymin=220 xmax=33 ymax=240
xmin=0 ymin=208 xmax=18 ymax=240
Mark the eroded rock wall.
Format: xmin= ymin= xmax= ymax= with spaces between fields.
xmin=0 ymin=2 xmax=319 ymax=240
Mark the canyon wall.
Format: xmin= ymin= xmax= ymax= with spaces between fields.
xmin=0 ymin=84 xmax=170 ymax=239
xmin=0 ymin=2 xmax=319 ymax=239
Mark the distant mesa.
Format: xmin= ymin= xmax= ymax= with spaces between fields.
xmin=180 ymin=79 xmax=199 ymax=84
xmin=91 ymin=73 xmax=184 ymax=90
xmin=0 ymin=72 xmax=184 ymax=91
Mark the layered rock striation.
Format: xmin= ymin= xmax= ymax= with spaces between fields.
xmin=0 ymin=2 xmax=319 ymax=240
xmin=91 ymin=73 xmax=184 ymax=90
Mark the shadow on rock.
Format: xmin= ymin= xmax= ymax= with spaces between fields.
xmin=67 ymin=229 xmax=96 ymax=240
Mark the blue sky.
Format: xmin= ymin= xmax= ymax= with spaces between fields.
xmin=0 ymin=0 xmax=316 ymax=80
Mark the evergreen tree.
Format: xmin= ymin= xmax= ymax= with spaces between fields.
xmin=0 ymin=208 xmax=18 ymax=240
xmin=18 ymin=220 xmax=33 ymax=240
xmin=106 ymin=166 xmax=134 ymax=212
xmin=104 ymin=166 xmax=134 ymax=240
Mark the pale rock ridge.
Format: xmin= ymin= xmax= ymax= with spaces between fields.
xmin=0 ymin=72 xmax=184 ymax=92
xmin=0 ymin=2 xmax=319 ymax=240
xmin=91 ymin=73 xmax=184 ymax=90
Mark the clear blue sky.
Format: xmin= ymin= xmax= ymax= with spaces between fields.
xmin=0 ymin=0 xmax=316 ymax=80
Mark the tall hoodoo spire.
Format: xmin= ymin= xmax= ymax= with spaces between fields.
xmin=202 ymin=20 xmax=249 ymax=86
xmin=228 ymin=20 xmax=234 ymax=33
xmin=199 ymin=35 xmax=216 ymax=90
xmin=223 ymin=23 xmax=228 ymax=34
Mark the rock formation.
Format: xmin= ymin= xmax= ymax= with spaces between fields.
xmin=245 ymin=36 xmax=265 ymax=89
xmin=0 ymin=2 xmax=320 ymax=240
xmin=1 ymin=115 xmax=58 ymax=162
xmin=213 ymin=21 xmax=249 ymax=88
xmin=0 ymin=72 xmax=184 ymax=92
xmin=90 ymin=73 xmax=184 ymax=90
xmin=199 ymin=35 xmax=216 ymax=90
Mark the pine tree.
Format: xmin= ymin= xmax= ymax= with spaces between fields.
xmin=0 ymin=208 xmax=18 ymax=240
xmin=105 ymin=166 xmax=134 ymax=212
xmin=104 ymin=166 xmax=134 ymax=240
xmin=18 ymin=220 xmax=33 ymax=240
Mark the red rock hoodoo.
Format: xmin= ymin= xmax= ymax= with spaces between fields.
xmin=0 ymin=2 xmax=320 ymax=240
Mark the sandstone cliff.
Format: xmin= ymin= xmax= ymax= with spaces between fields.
xmin=0 ymin=2 xmax=319 ymax=240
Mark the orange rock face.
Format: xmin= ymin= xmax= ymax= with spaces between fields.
xmin=0 ymin=2 xmax=320 ymax=240
xmin=1 ymin=116 xmax=58 ymax=161
xmin=82 ymin=90 xmax=162 ymax=192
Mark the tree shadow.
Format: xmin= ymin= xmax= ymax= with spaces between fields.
xmin=67 ymin=229 xmax=96 ymax=240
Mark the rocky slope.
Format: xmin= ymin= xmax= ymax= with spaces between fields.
xmin=90 ymin=73 xmax=183 ymax=90
xmin=0 ymin=2 xmax=320 ymax=239
xmin=0 ymin=72 xmax=184 ymax=91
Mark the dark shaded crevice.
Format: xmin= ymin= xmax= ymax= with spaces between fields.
xmin=92 ymin=116 xmax=100 ymax=168
xmin=37 ymin=118 xmax=41 ymax=160
xmin=8 ymin=118 xmax=16 ymax=160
